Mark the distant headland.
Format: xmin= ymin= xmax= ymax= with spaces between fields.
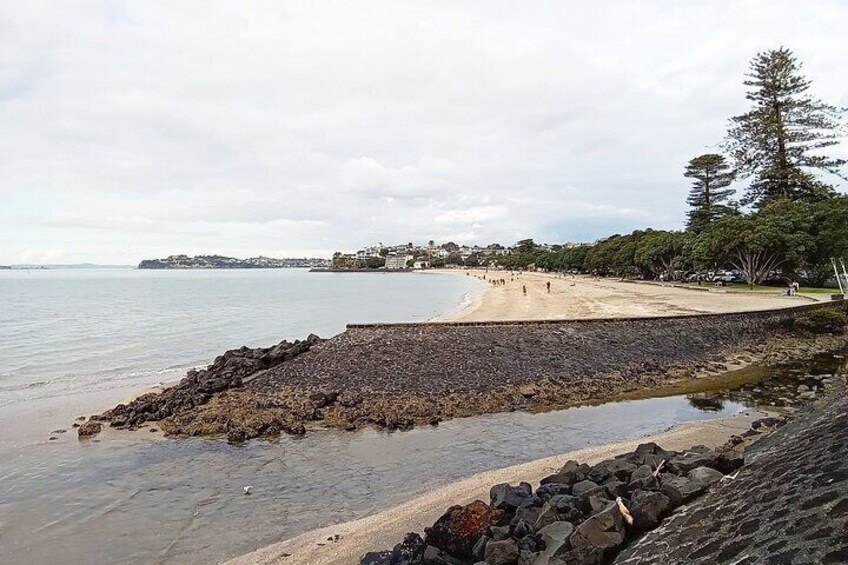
xmin=137 ymin=254 xmax=331 ymax=269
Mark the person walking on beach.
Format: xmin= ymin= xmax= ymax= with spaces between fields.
xmin=546 ymin=281 xmax=551 ymax=293
xmin=522 ymin=284 xmax=527 ymax=296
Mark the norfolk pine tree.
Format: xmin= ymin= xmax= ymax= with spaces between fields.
xmin=725 ymin=47 xmax=846 ymax=207
xmin=684 ymin=153 xmax=736 ymax=233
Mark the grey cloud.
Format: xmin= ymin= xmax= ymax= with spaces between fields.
xmin=1 ymin=0 xmax=847 ymax=264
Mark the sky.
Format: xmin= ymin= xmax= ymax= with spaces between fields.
xmin=1 ymin=1 xmax=847 ymax=264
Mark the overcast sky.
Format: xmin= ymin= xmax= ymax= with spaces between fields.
xmin=1 ymin=1 xmax=847 ymax=264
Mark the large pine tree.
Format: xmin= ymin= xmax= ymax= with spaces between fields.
xmin=725 ymin=47 xmax=845 ymax=207
xmin=685 ymin=153 xmax=735 ymax=233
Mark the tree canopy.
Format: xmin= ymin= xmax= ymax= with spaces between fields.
xmin=725 ymin=47 xmax=846 ymax=207
xmin=685 ymin=153 xmax=736 ymax=233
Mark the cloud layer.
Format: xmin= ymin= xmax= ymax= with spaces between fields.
xmin=1 ymin=1 xmax=847 ymax=263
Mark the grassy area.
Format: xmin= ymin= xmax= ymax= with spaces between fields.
xmin=680 ymin=281 xmax=838 ymax=294
xmin=726 ymin=282 xmax=837 ymax=294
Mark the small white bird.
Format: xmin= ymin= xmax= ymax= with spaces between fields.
xmin=243 ymin=485 xmax=253 ymax=495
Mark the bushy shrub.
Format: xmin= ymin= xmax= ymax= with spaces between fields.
xmin=794 ymin=308 xmax=848 ymax=334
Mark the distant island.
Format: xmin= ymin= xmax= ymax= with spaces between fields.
xmin=138 ymin=254 xmax=331 ymax=269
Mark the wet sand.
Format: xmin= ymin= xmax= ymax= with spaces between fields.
xmin=430 ymin=270 xmax=811 ymax=322
xmin=226 ymin=409 xmax=765 ymax=565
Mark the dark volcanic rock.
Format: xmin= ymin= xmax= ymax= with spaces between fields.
xmin=422 ymin=545 xmax=464 ymax=565
xmin=567 ymin=501 xmax=627 ymax=556
xmin=660 ymin=475 xmax=705 ymax=505
xmin=571 ymin=480 xmax=603 ymax=499
xmin=484 ymin=538 xmax=520 ymax=565
xmin=490 ymin=482 xmax=534 ymax=513
xmin=423 ymin=501 xmax=501 ymax=560
xmin=77 ymin=420 xmax=102 ymax=438
xmin=628 ymin=490 xmax=671 ymax=532
xmin=97 ymin=335 xmax=323 ymax=431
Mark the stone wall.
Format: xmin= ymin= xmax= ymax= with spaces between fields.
xmin=251 ymin=301 xmax=847 ymax=397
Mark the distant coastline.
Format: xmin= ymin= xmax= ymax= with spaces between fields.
xmin=138 ymin=254 xmax=331 ymax=269
xmin=309 ymin=267 xmax=413 ymax=273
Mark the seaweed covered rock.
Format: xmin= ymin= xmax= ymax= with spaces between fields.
xmin=98 ymin=334 xmax=323 ymax=430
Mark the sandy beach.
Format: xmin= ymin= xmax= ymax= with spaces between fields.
xmin=226 ymin=409 xmax=765 ymax=565
xmin=431 ymin=270 xmax=812 ymax=322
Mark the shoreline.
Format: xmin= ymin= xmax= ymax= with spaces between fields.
xmin=226 ymin=409 xmax=767 ymax=565
xmin=424 ymin=269 xmax=815 ymax=322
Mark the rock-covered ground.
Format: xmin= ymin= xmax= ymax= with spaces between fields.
xmin=614 ymin=384 xmax=848 ymax=565
xmin=358 ymin=422 xmax=770 ymax=564
xmin=360 ymin=378 xmax=847 ymax=565
xmin=89 ymin=303 xmax=847 ymax=441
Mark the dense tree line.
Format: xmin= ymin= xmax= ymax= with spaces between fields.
xmin=497 ymin=48 xmax=846 ymax=288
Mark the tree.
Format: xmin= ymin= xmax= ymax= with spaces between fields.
xmin=695 ymin=200 xmax=814 ymax=287
xmin=363 ymin=257 xmax=385 ymax=269
xmin=685 ymin=154 xmax=736 ymax=233
xmin=446 ymin=252 xmax=463 ymax=266
xmin=585 ymin=233 xmax=641 ymax=277
xmin=514 ymin=239 xmax=537 ymax=253
xmin=634 ymin=230 xmax=690 ymax=279
xmin=798 ymin=196 xmax=848 ymax=286
xmin=725 ymin=47 xmax=846 ymax=207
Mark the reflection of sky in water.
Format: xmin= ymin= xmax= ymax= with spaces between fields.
xmin=0 ymin=395 xmax=744 ymax=565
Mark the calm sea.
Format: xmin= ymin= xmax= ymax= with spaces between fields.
xmin=0 ymin=267 xmax=481 ymax=447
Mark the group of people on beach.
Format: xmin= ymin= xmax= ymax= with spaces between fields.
xmin=473 ymin=270 xmax=558 ymax=297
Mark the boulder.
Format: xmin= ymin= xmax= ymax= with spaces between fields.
xmin=536 ymin=521 xmax=575 ymax=563
xmin=535 ymin=483 xmax=571 ymax=500
xmin=359 ymin=550 xmax=397 ymax=565
xmin=77 ymin=420 xmax=102 ymax=438
xmin=472 ymin=535 xmax=490 ymax=561
xmin=395 ymin=532 xmax=425 ymax=562
xmin=424 ymin=501 xmax=501 ymax=560
xmin=571 ymin=480 xmax=603 ymax=499
xmin=489 ymin=526 xmax=511 ymax=541
xmin=422 ymin=545 xmax=464 ymax=565
xmin=588 ymin=495 xmax=612 ymax=514
xmin=586 ymin=458 xmax=637 ymax=483
xmin=627 ymin=465 xmax=658 ymax=491
xmin=687 ymin=466 xmax=724 ymax=488
xmin=660 ymin=475 xmax=705 ymax=506
xmin=718 ymin=452 xmax=744 ymax=474
xmin=484 ymin=539 xmax=519 ymax=565
xmin=628 ymin=490 xmax=671 ymax=531
xmin=603 ymin=479 xmax=628 ymax=499
xmin=534 ymin=494 xmax=583 ymax=529
xmin=490 ymin=482 xmax=533 ymax=513
xmin=568 ymin=502 xmax=626 ymax=553
xmin=666 ymin=451 xmax=722 ymax=475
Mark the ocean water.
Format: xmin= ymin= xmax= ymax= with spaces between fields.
xmin=0 ymin=267 xmax=481 ymax=448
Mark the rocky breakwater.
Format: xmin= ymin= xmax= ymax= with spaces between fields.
xmin=92 ymin=302 xmax=848 ymax=442
xmin=359 ymin=416 xmax=794 ymax=565
xmin=80 ymin=335 xmax=323 ymax=440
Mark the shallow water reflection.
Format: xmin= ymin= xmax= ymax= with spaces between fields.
xmin=0 ymin=395 xmax=744 ymax=565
